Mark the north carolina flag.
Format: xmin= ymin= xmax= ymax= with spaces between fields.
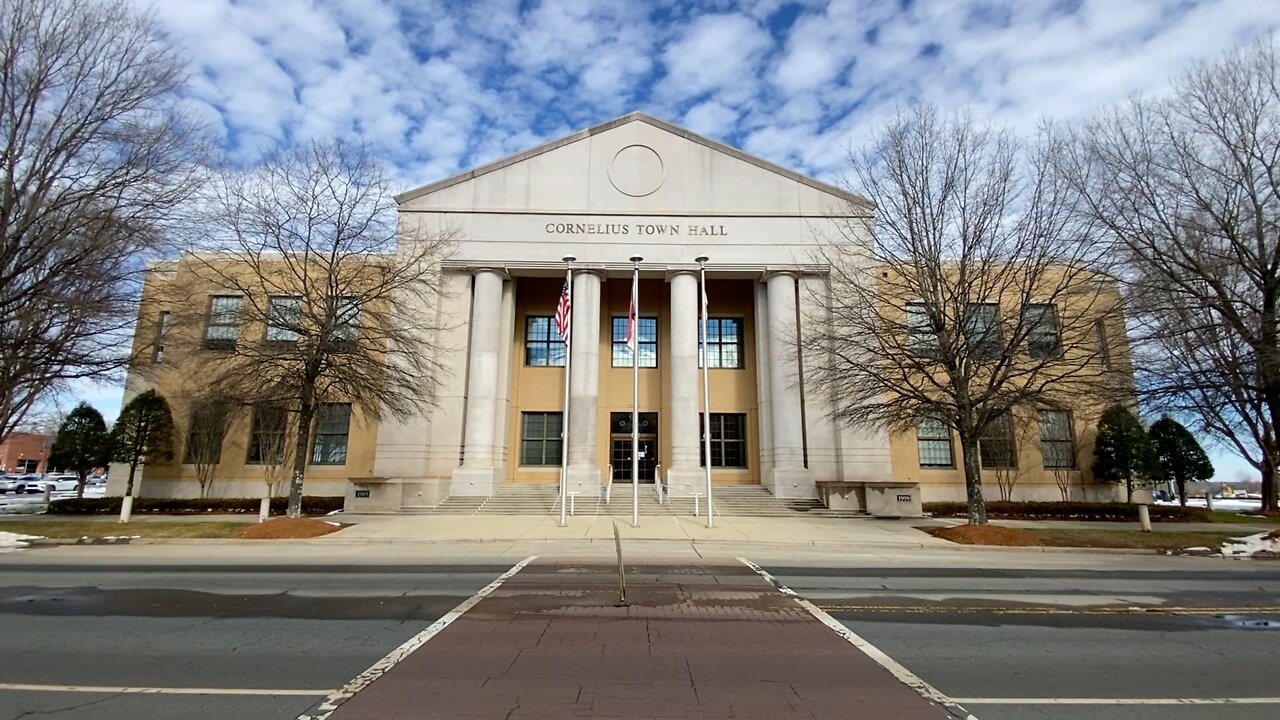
xmin=625 ymin=286 xmax=637 ymax=353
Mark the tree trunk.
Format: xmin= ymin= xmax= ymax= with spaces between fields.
xmin=125 ymin=459 xmax=139 ymax=498
xmin=1126 ymin=475 xmax=1133 ymax=504
xmin=76 ymin=470 xmax=86 ymax=499
xmin=1258 ymin=294 xmax=1279 ymax=512
xmin=287 ymin=400 xmax=315 ymax=519
xmin=1176 ymin=474 xmax=1187 ymax=508
xmin=959 ymin=434 xmax=987 ymax=525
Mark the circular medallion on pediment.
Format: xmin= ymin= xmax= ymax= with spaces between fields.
xmin=608 ymin=144 xmax=664 ymax=197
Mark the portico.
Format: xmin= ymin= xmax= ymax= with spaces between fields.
xmin=368 ymin=112 xmax=894 ymax=510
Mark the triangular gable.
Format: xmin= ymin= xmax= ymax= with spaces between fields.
xmin=395 ymin=112 xmax=871 ymax=214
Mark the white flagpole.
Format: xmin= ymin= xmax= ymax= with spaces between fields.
xmin=697 ymin=255 xmax=713 ymax=528
xmin=559 ymin=254 xmax=574 ymax=528
xmin=630 ymin=254 xmax=642 ymax=528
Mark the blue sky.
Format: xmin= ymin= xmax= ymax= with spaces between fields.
xmin=75 ymin=0 xmax=1280 ymax=481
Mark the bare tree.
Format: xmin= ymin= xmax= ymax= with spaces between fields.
xmin=248 ymin=404 xmax=294 ymax=501
xmin=0 ymin=0 xmax=201 ymax=440
xmin=1063 ymin=40 xmax=1280 ymax=511
xmin=809 ymin=106 xmax=1128 ymax=525
xmin=164 ymin=141 xmax=455 ymax=517
xmin=1051 ymin=465 xmax=1075 ymax=502
xmin=184 ymin=400 xmax=230 ymax=499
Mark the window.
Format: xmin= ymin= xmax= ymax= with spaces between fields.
xmin=699 ymin=318 xmax=743 ymax=369
xmin=184 ymin=403 xmax=230 ymax=464
xmin=965 ymin=303 xmax=1001 ymax=358
xmin=612 ymin=316 xmax=657 ymax=368
xmin=520 ymin=412 xmax=563 ymax=466
xmin=907 ymin=303 xmax=940 ymax=357
xmin=699 ymin=413 xmax=747 ymax=468
xmin=246 ymin=406 xmax=287 ymax=465
xmin=330 ymin=296 xmax=359 ymax=349
xmin=525 ymin=316 xmax=567 ymax=367
xmin=1095 ymin=319 xmax=1112 ymax=370
xmin=1025 ymin=304 xmax=1060 ymax=358
xmin=153 ymin=311 xmax=171 ymax=363
xmin=979 ymin=412 xmax=1015 ymax=468
xmin=310 ymin=404 xmax=351 ymax=465
xmin=916 ymin=415 xmax=954 ymax=467
xmin=266 ymin=296 xmax=302 ymax=344
xmin=204 ymin=296 xmax=242 ymax=349
xmin=1038 ymin=410 xmax=1075 ymax=468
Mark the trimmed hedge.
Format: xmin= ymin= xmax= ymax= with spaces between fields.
xmin=48 ymin=496 xmax=345 ymax=516
xmin=922 ymin=501 xmax=1209 ymax=523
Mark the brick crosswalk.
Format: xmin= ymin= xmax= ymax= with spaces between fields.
xmin=321 ymin=559 xmax=954 ymax=719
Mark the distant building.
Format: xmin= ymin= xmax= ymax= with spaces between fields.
xmin=0 ymin=432 xmax=53 ymax=475
xmin=112 ymin=113 xmax=1133 ymax=507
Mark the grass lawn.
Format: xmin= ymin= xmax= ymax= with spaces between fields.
xmin=1204 ymin=510 xmax=1280 ymax=524
xmin=1027 ymin=528 xmax=1239 ymax=550
xmin=0 ymin=521 xmax=250 ymax=539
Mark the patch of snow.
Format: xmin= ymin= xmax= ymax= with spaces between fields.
xmin=1220 ymin=531 xmax=1280 ymax=557
xmin=0 ymin=531 xmax=43 ymax=553
xmin=99 ymin=535 xmax=142 ymax=540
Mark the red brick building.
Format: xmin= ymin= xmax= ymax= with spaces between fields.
xmin=0 ymin=432 xmax=53 ymax=475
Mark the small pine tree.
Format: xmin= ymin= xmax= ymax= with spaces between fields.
xmin=48 ymin=402 xmax=112 ymax=498
xmin=110 ymin=390 xmax=176 ymax=498
xmin=1092 ymin=404 xmax=1161 ymax=502
xmin=1149 ymin=416 xmax=1214 ymax=507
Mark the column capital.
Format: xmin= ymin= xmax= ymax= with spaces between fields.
xmin=570 ymin=265 xmax=607 ymax=279
xmin=665 ymin=267 xmax=700 ymax=282
xmin=761 ymin=269 xmax=799 ymax=283
xmin=469 ymin=265 xmax=510 ymax=280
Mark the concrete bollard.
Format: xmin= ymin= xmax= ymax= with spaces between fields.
xmin=42 ymin=485 xmax=52 ymax=503
xmin=119 ymin=495 xmax=133 ymax=524
xmin=1205 ymin=492 xmax=1214 ymax=512
xmin=1138 ymin=503 xmax=1152 ymax=532
xmin=258 ymin=496 xmax=271 ymax=523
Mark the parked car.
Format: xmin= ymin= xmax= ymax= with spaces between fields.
xmin=86 ymin=474 xmax=107 ymax=486
xmin=0 ymin=475 xmax=23 ymax=494
xmin=44 ymin=475 xmax=81 ymax=492
xmin=8 ymin=475 xmax=44 ymax=494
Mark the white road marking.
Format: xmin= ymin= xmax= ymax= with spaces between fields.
xmin=0 ymin=683 xmax=329 ymax=696
xmin=957 ymin=697 xmax=1280 ymax=705
xmin=295 ymin=555 xmax=537 ymax=720
xmin=738 ymin=557 xmax=980 ymax=720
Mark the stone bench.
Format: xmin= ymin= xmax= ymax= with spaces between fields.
xmin=815 ymin=480 xmax=923 ymax=518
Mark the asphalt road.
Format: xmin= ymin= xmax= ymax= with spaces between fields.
xmin=0 ymin=563 xmax=511 ymax=720
xmin=765 ymin=564 xmax=1280 ymax=720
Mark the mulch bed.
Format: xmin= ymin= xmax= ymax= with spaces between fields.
xmin=925 ymin=524 xmax=1041 ymax=546
xmin=241 ymin=517 xmax=342 ymax=539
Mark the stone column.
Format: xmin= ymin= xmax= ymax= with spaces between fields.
xmin=451 ymin=268 xmax=506 ymax=496
xmin=665 ymin=269 xmax=703 ymax=496
xmin=565 ymin=269 xmax=603 ymax=495
xmin=764 ymin=271 xmax=811 ymax=497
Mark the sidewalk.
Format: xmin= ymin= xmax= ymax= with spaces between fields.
xmin=316 ymin=559 xmax=955 ymax=720
xmin=325 ymin=511 xmax=956 ymax=548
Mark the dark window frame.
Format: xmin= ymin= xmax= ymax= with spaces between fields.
xmin=310 ymin=403 xmax=351 ymax=465
xmin=265 ymin=295 xmax=302 ymax=345
xmin=699 ymin=413 xmax=748 ymax=468
xmin=1038 ymin=409 xmax=1076 ymax=469
xmin=520 ymin=411 xmax=564 ymax=466
xmin=916 ymin=415 xmax=954 ymax=468
xmin=1025 ymin=303 xmax=1061 ymax=358
xmin=978 ymin=412 xmax=1015 ymax=469
xmin=965 ymin=302 xmax=1001 ymax=359
xmin=246 ymin=405 xmax=287 ymax=465
xmin=698 ymin=317 xmax=744 ymax=369
xmin=611 ymin=316 xmax=658 ymax=368
xmin=203 ymin=295 xmax=243 ymax=350
xmin=524 ymin=315 xmax=567 ymax=367
xmin=153 ymin=311 xmax=171 ymax=363
xmin=906 ymin=302 xmax=940 ymax=358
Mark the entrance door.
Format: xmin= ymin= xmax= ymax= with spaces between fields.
xmin=612 ymin=438 xmax=657 ymax=483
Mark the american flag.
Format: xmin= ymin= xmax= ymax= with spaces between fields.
xmin=554 ymin=279 xmax=571 ymax=344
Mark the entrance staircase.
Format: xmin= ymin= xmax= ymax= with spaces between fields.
xmin=413 ymin=483 xmax=848 ymax=517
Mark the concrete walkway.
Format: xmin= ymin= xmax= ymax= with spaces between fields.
xmin=317 ymin=559 xmax=954 ymax=720
xmin=325 ymin=512 xmax=956 ymax=548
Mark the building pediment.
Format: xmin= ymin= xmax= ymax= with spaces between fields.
xmin=396 ymin=113 xmax=870 ymax=217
